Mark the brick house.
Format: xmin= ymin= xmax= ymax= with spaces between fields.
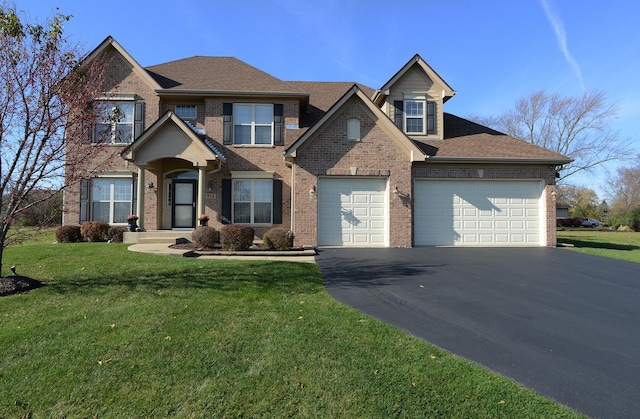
xmin=63 ymin=36 xmax=571 ymax=247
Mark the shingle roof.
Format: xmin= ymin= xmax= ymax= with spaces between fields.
xmin=146 ymin=56 xmax=305 ymax=94
xmin=287 ymin=81 xmax=375 ymax=128
xmin=413 ymin=114 xmax=571 ymax=162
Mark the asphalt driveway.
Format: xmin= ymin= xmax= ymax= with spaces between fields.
xmin=316 ymin=247 xmax=640 ymax=419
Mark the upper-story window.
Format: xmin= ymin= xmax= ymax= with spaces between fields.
xmin=404 ymin=99 xmax=435 ymax=135
xmin=395 ymin=97 xmax=436 ymax=136
xmin=93 ymin=101 xmax=135 ymax=144
xmin=176 ymin=105 xmax=197 ymax=119
xmin=234 ymin=104 xmax=274 ymax=145
xmin=347 ymin=118 xmax=361 ymax=141
xmin=223 ymin=103 xmax=284 ymax=146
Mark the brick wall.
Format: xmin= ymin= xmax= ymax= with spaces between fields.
xmin=293 ymin=97 xmax=414 ymax=247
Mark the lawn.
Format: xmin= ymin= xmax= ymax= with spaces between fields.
xmin=557 ymin=229 xmax=640 ymax=263
xmin=0 ymin=239 xmax=581 ymax=417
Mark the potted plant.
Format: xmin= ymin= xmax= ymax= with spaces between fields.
xmin=127 ymin=214 xmax=139 ymax=232
xmin=198 ymin=214 xmax=209 ymax=227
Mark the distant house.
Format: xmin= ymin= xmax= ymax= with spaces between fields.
xmin=62 ymin=36 xmax=571 ymax=247
xmin=556 ymin=199 xmax=571 ymax=219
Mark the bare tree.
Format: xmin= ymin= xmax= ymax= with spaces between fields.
xmin=470 ymin=90 xmax=633 ymax=180
xmin=605 ymin=158 xmax=640 ymax=227
xmin=0 ymin=6 xmax=110 ymax=273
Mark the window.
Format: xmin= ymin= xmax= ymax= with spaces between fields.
xmin=93 ymin=101 xmax=135 ymax=144
xmin=396 ymin=99 xmax=436 ymax=135
xmin=233 ymin=179 xmax=272 ymax=224
xmin=91 ymin=178 xmax=133 ymax=223
xmin=347 ymin=118 xmax=360 ymax=141
xmin=233 ymin=104 xmax=274 ymax=145
xmin=175 ymin=105 xmax=197 ymax=119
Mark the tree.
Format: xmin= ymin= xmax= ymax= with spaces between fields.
xmin=605 ymin=159 xmax=640 ymax=229
xmin=0 ymin=5 xmax=109 ymax=274
xmin=470 ymin=90 xmax=632 ymax=180
xmin=557 ymin=184 xmax=599 ymax=219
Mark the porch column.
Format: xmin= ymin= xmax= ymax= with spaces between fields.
xmin=137 ymin=165 xmax=146 ymax=230
xmin=197 ymin=165 xmax=206 ymax=218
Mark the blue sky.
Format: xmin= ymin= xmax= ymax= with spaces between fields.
xmin=23 ymin=0 xmax=640 ymax=198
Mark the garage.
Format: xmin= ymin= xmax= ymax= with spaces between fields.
xmin=317 ymin=177 xmax=388 ymax=247
xmin=414 ymin=180 xmax=544 ymax=246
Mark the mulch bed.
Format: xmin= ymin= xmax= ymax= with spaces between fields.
xmin=0 ymin=275 xmax=44 ymax=297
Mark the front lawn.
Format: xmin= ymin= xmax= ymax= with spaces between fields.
xmin=557 ymin=229 xmax=640 ymax=263
xmin=0 ymin=241 xmax=581 ymax=417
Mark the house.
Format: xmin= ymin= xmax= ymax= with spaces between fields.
xmin=62 ymin=36 xmax=571 ymax=247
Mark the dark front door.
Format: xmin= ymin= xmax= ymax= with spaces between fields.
xmin=172 ymin=179 xmax=196 ymax=228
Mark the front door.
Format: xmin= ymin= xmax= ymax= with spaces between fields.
xmin=172 ymin=179 xmax=196 ymax=228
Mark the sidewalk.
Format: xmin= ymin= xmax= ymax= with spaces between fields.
xmin=128 ymin=243 xmax=317 ymax=264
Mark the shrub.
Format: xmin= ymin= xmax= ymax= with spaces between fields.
xmin=220 ymin=225 xmax=255 ymax=251
xmin=556 ymin=218 xmax=583 ymax=228
xmin=80 ymin=221 xmax=110 ymax=242
xmin=263 ymin=227 xmax=294 ymax=250
xmin=191 ymin=226 xmax=219 ymax=248
xmin=107 ymin=226 xmax=127 ymax=243
xmin=56 ymin=225 xmax=82 ymax=243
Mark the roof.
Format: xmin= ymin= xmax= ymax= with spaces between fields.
xmin=287 ymin=81 xmax=376 ymax=128
xmin=413 ymin=114 xmax=572 ymax=163
xmin=146 ymin=56 xmax=307 ymax=96
xmin=285 ymin=85 xmax=426 ymax=162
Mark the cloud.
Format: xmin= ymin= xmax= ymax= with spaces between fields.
xmin=539 ymin=0 xmax=585 ymax=91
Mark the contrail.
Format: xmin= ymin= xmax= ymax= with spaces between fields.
xmin=539 ymin=0 xmax=585 ymax=91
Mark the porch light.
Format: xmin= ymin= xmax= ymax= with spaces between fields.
xmin=309 ymin=185 xmax=316 ymax=197
xmin=393 ymin=186 xmax=400 ymax=198
xmin=147 ymin=181 xmax=154 ymax=189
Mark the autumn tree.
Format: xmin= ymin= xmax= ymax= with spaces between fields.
xmin=605 ymin=159 xmax=640 ymax=229
xmin=470 ymin=90 xmax=632 ymax=180
xmin=0 ymin=5 xmax=109 ymax=273
xmin=557 ymin=184 xmax=600 ymax=219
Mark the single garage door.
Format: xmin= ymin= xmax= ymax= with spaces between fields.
xmin=318 ymin=177 xmax=388 ymax=246
xmin=414 ymin=180 xmax=544 ymax=246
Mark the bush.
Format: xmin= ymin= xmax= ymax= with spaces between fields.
xmin=80 ymin=221 xmax=110 ymax=242
xmin=56 ymin=225 xmax=82 ymax=243
xmin=556 ymin=218 xmax=583 ymax=228
xmin=191 ymin=226 xmax=219 ymax=248
xmin=263 ymin=227 xmax=294 ymax=250
xmin=107 ymin=226 xmax=127 ymax=243
xmin=220 ymin=225 xmax=255 ymax=251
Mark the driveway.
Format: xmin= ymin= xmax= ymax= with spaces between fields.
xmin=316 ymin=247 xmax=640 ymax=419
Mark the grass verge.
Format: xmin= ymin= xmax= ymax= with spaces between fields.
xmin=0 ymin=241 xmax=581 ymax=417
xmin=557 ymin=229 xmax=640 ymax=263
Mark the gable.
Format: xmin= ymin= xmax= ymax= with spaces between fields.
xmin=285 ymin=85 xmax=426 ymax=162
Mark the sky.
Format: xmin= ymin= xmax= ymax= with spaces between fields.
xmin=21 ymin=0 xmax=640 ymax=199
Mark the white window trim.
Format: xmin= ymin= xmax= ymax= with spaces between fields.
xmin=93 ymin=100 xmax=135 ymax=144
xmin=233 ymin=103 xmax=274 ymax=146
xmin=231 ymin=179 xmax=274 ymax=225
xmin=91 ymin=177 xmax=134 ymax=224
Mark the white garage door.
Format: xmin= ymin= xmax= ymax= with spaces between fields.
xmin=414 ymin=180 xmax=544 ymax=246
xmin=318 ymin=177 xmax=388 ymax=247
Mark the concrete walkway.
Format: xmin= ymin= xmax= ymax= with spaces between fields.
xmin=127 ymin=243 xmax=317 ymax=263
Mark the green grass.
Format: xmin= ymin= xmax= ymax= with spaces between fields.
xmin=557 ymin=229 xmax=640 ymax=263
xmin=0 ymin=241 xmax=582 ymax=418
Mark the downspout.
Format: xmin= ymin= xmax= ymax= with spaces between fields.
xmin=284 ymin=155 xmax=294 ymax=233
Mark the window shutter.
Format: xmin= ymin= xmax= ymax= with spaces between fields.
xmin=273 ymin=104 xmax=284 ymax=146
xmin=272 ymin=179 xmax=282 ymax=224
xmin=131 ymin=175 xmax=138 ymax=216
xmin=426 ymin=101 xmax=436 ymax=134
xmin=79 ymin=179 xmax=90 ymax=223
xmin=134 ymin=102 xmax=145 ymax=139
xmin=221 ymin=179 xmax=232 ymax=224
xmin=393 ymin=100 xmax=403 ymax=129
xmin=223 ymin=103 xmax=233 ymax=145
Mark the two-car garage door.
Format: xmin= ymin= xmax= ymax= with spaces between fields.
xmin=414 ymin=180 xmax=544 ymax=246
